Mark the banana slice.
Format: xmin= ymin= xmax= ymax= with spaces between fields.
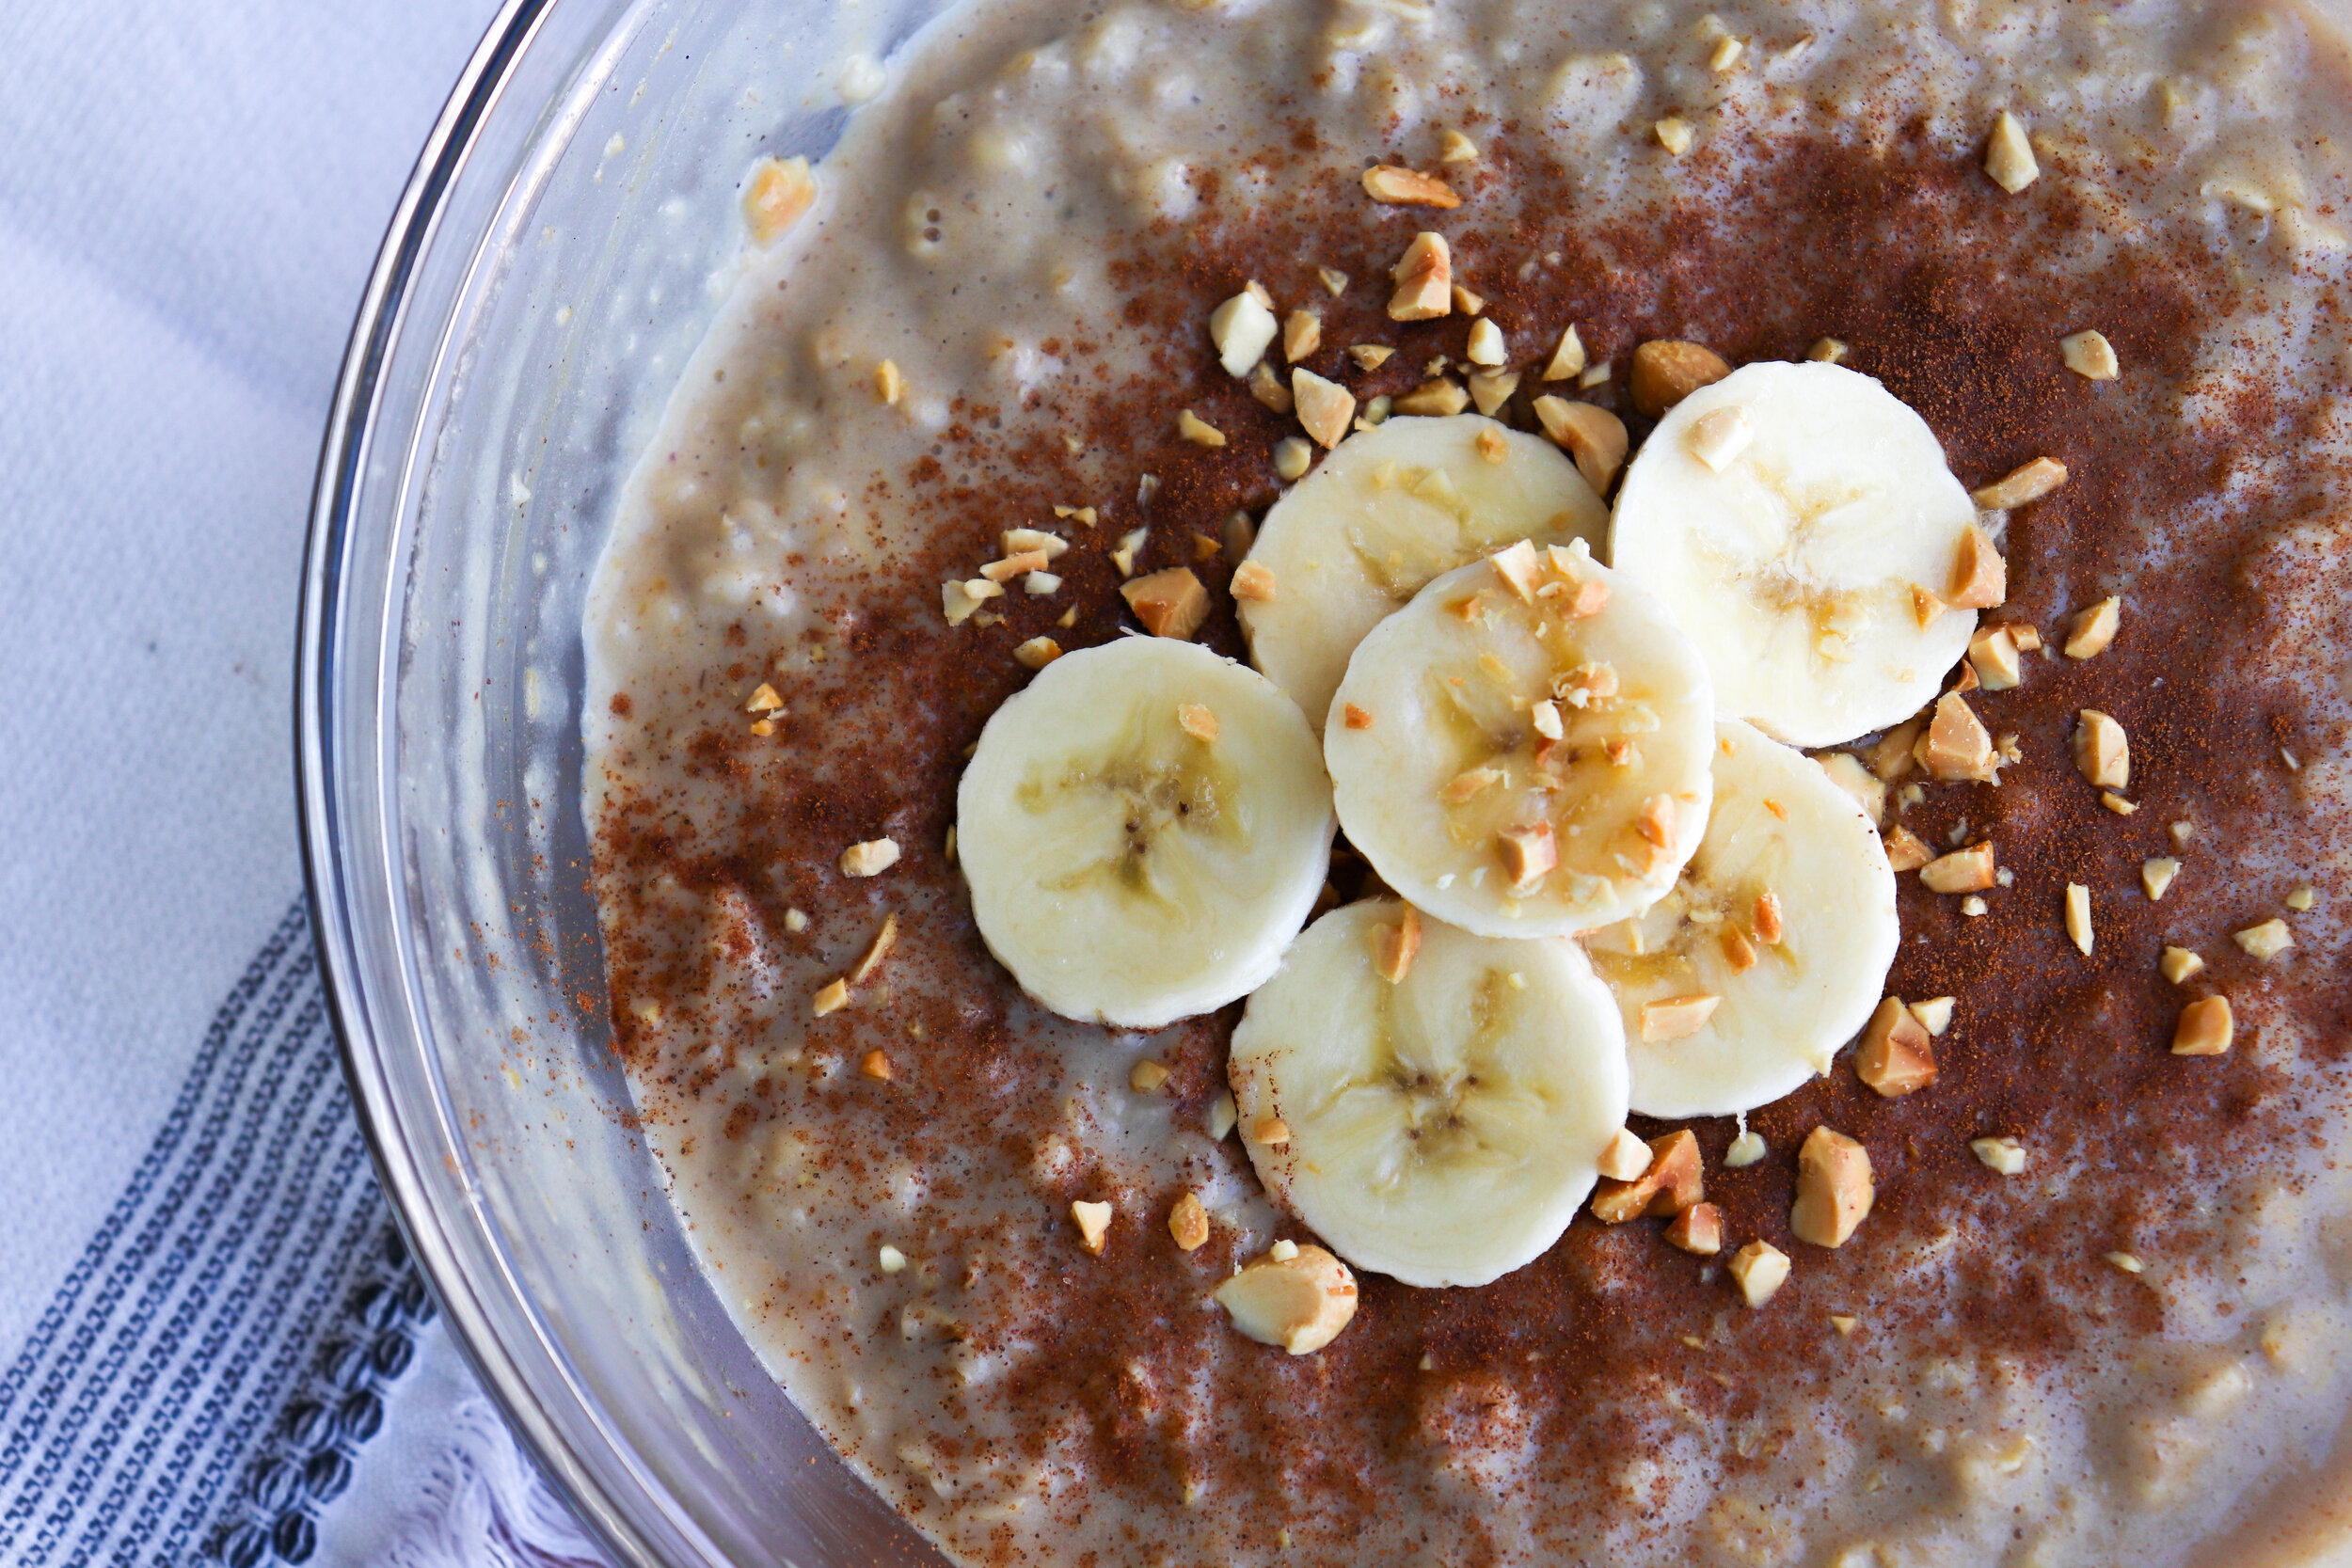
xmin=1324 ymin=541 xmax=1714 ymax=939
xmin=1610 ymin=361 xmax=1980 ymax=748
xmin=1227 ymin=899 xmax=1629 ymax=1288
xmin=957 ymin=638 xmax=1333 ymax=1028
xmin=1238 ymin=414 xmax=1607 ymax=730
xmin=1584 ymin=719 xmax=1899 ymax=1117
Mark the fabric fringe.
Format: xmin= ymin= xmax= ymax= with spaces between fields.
xmin=378 ymin=1399 xmax=612 ymax=1568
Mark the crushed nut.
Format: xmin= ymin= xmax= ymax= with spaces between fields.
xmin=1467 ymin=370 xmax=1520 ymax=417
xmin=2071 ymin=710 xmax=2130 ymax=790
xmin=1248 ymin=359 xmax=1294 ymax=413
xmin=1969 ymin=626 xmax=2024 ymax=689
xmin=1592 ymin=1129 xmax=1705 ymax=1222
xmin=1343 ymin=703 xmax=1374 ymax=730
xmin=1531 ymin=396 xmax=1629 ymax=493
xmin=1579 ymin=361 xmax=1611 ymax=388
xmin=980 ymin=549 xmax=1049 ymax=583
xmin=1438 ymin=128 xmax=1480 ymax=163
xmin=841 ymin=838 xmax=901 ymax=878
xmin=1465 ymin=318 xmax=1506 ymax=368
xmin=811 ymin=978 xmax=850 ymax=1017
xmin=1375 ymin=905 xmax=1422 ymax=985
xmin=1273 ymin=436 xmax=1313 ymax=482
xmin=1362 ymin=164 xmax=1462 ymax=208
xmin=1071 ymin=1199 xmax=1113 ymax=1255
xmin=1214 ymin=1243 xmax=1359 ymax=1354
xmin=1666 ymin=1203 xmax=1724 ymax=1256
xmin=1725 ymin=1128 xmax=1767 ymax=1166
xmin=1883 ymin=824 xmax=1933 ymax=873
xmin=1867 ymin=719 xmax=1925 ymax=781
xmin=1168 ymin=1193 xmax=1212 ymax=1251
xmin=850 ymin=913 xmax=898 ymax=985
xmin=743 ymin=155 xmax=817 ymax=243
xmin=1729 ymin=1241 xmax=1791 ymax=1307
xmin=1282 ymin=309 xmax=1323 ymax=364
xmin=1293 ymin=368 xmax=1359 ymax=448
xmin=1178 ymin=409 xmax=1228 ymax=448
xmin=1753 ymin=889 xmax=1784 ymax=943
xmin=859 ymin=1049 xmax=893 ymax=1081
xmin=1498 ymin=821 xmax=1558 ymax=889
xmin=1452 ymin=284 xmax=1486 ymax=316
xmin=1961 ymin=895 xmax=1989 ymax=916
xmin=1009 ymin=636 xmax=1063 ymax=673
xmin=1208 ymin=1092 xmax=1237 ymax=1140
xmin=1629 ymin=340 xmax=1732 ymax=418
xmin=1909 ymin=996 xmax=1955 ymax=1036
xmin=1948 ymin=526 xmax=2008 ymax=610
xmin=1002 ymin=527 xmax=1070 ymax=561
xmin=1348 ymin=343 xmax=1396 ymax=372
xmin=1807 ymin=337 xmax=1850 ymax=363
xmin=1971 ymin=456 xmax=2069 ymax=510
xmin=2061 ymin=329 xmax=2120 ymax=380
xmin=1474 ymin=426 xmax=1510 ymax=466
xmin=1791 ymin=1127 xmax=1874 ymax=1248
xmin=2065 ymin=882 xmax=2093 ymax=955
xmin=1121 ymin=567 xmax=1211 ymax=640
xmin=1654 ymin=117 xmax=1694 ymax=155
xmin=2062 ymin=596 xmax=2122 ymax=659
xmin=1209 ymin=288 xmax=1279 ymax=377
xmin=1128 ymin=1057 xmax=1172 ymax=1093
xmin=1971 ymin=1136 xmax=2027 ymax=1176
xmin=744 ymin=682 xmax=785 ymax=714
xmin=1921 ymin=842 xmax=1998 ymax=895
xmin=1640 ymin=993 xmax=1722 ymax=1044
xmin=2170 ymin=819 xmax=2196 ymax=846
xmin=2172 ymin=995 xmax=2233 ymax=1056
xmin=1388 ymin=231 xmax=1454 ymax=321
xmin=2233 ymin=919 xmax=2294 ymax=960
xmin=1917 ymin=691 xmax=1997 ymax=781
xmin=1445 ymin=767 xmax=1504 ymax=802
xmin=879 ymin=1244 xmax=907 ymax=1274
xmin=1829 ymin=1312 xmax=1858 ymax=1335
xmin=1984 ymin=111 xmax=2039 ymax=194
xmin=783 ymin=907 xmax=810 ymax=933
xmin=1393 ymin=377 xmax=1470 ymax=416
xmin=1855 ymin=997 xmax=1937 ymax=1098
xmin=2106 ymin=1251 xmax=2143 ymax=1275
xmin=1177 ymin=703 xmax=1219 ymax=743
xmin=1544 ymin=325 xmax=1587 ymax=382
xmin=1709 ymin=34 xmax=1745 ymax=71
xmin=1317 ymin=265 xmax=1349 ymax=296
xmin=2160 ymin=945 xmax=2205 ymax=985
xmin=1231 ymin=561 xmax=1278 ymax=603
xmin=1490 ymin=539 xmax=1543 ymax=602
xmin=1635 ymin=793 xmax=1677 ymax=847
xmin=942 ymin=578 xmax=1007 ymax=626
xmin=1251 ymin=1115 xmax=1292 ymax=1146
xmin=1817 ymin=752 xmax=1886 ymax=825
xmin=1597 ymin=1127 xmax=1653 ymax=1182
xmin=1687 ymin=404 xmax=1754 ymax=471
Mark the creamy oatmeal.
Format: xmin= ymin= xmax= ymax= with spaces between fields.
xmin=581 ymin=0 xmax=2352 ymax=1562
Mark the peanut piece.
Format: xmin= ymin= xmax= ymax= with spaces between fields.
xmin=1855 ymin=997 xmax=1937 ymax=1098
xmin=1214 ymin=1244 xmax=1359 ymax=1354
xmin=2172 ymin=995 xmax=2233 ymax=1056
xmin=1666 ymin=1203 xmax=1724 ymax=1256
xmin=1121 ymin=568 xmax=1211 ymax=640
xmin=2063 ymin=596 xmax=2122 ymax=659
xmin=1531 ymin=396 xmax=1629 ymax=494
xmin=1791 ymin=1127 xmax=1874 ymax=1247
xmin=1362 ymin=165 xmax=1461 ymax=208
xmin=1971 ymin=456 xmax=2069 ymax=510
xmin=1629 ymin=340 xmax=1731 ymax=418
xmin=1729 ymin=1241 xmax=1791 ymax=1307
xmin=1388 ymin=232 xmax=1454 ymax=322
xmin=2073 ymin=709 xmax=2129 ymax=789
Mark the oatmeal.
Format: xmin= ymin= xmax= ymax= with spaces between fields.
xmin=582 ymin=0 xmax=2352 ymax=1563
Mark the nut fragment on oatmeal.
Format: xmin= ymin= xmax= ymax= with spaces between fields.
xmin=1543 ymin=324 xmax=1587 ymax=381
xmin=2172 ymin=995 xmax=2233 ymax=1056
xmin=1231 ymin=561 xmax=1278 ymax=603
xmin=1168 ymin=1193 xmax=1211 ymax=1252
xmin=1666 ymin=1203 xmax=1723 ymax=1256
xmin=743 ymin=154 xmax=817 ymax=243
xmin=1709 ymin=34 xmax=1745 ymax=71
xmin=2160 ymin=945 xmax=2205 ymax=984
xmin=2064 ymin=882 xmax=2094 ymax=955
xmin=1012 ymin=633 xmax=1064 ymax=669
xmin=1816 ymin=752 xmax=1886 ymax=824
xmin=1361 ymin=164 xmax=1461 ymax=208
xmin=1983 ymin=110 xmax=2039 ymax=194
xmin=850 ymin=913 xmax=898 ymax=985
xmin=1948 ymin=525 xmax=2008 ymax=610
xmin=1970 ymin=455 xmax=2069 ymax=510
xmin=1071 ymin=1199 xmax=1113 ymax=1256
xmin=1120 ymin=567 xmax=1211 ymax=640
xmin=1466 ymin=370 xmax=1519 ymax=417
xmin=873 ymin=358 xmax=904 ymax=406
xmin=1293 ymin=368 xmax=1359 ymax=449
xmin=1629 ymin=340 xmax=1732 ymax=418
xmin=1272 ymin=437 xmax=1313 ymax=482
xmin=1110 ymin=527 xmax=1149 ymax=578
xmin=1729 ymin=1241 xmax=1791 ymax=1307
xmin=1593 ymin=1129 xmax=1705 ymax=1223
xmin=942 ymin=577 xmax=1007 ymax=626
xmin=1917 ymin=691 xmax=1997 ymax=782
xmin=1921 ymin=842 xmax=1997 ymax=895
xmin=1130 ymin=1058 xmax=1171 ymax=1092
xmin=1969 ymin=625 xmax=2025 ymax=689
xmin=1388 ymin=231 xmax=1454 ymax=321
xmin=1686 ymin=404 xmax=1753 ymax=471
xmin=1438 ymin=128 xmax=1479 ymax=163
xmin=859 ymin=1049 xmax=893 ymax=1082
xmin=1248 ymin=360 xmax=1294 ymax=413
xmin=840 ymin=838 xmax=901 ymax=878
xmin=1597 ymin=1127 xmax=1653 ymax=1182
xmin=1883 ymin=824 xmax=1933 ymax=873
xmin=2233 ymin=918 xmax=2294 ymax=960
xmin=1214 ymin=1243 xmax=1359 ymax=1354
xmin=2072 ymin=709 xmax=2130 ymax=789
xmin=744 ymin=682 xmax=785 ymax=714
xmin=1971 ymin=1136 xmax=2027 ymax=1176
xmin=1654 ymin=117 xmax=1694 ymax=155
xmin=1452 ymin=284 xmax=1486 ymax=316
xmin=1176 ymin=702 xmax=1219 ymax=742
xmin=1856 ymin=997 xmax=1937 ymax=1099
xmin=1806 ymin=337 xmax=1849 ymax=363
xmin=2061 ymin=329 xmax=2120 ymax=379
xmin=811 ymin=978 xmax=850 ymax=1017
xmin=1178 ymin=409 xmax=1227 ymax=448
xmin=2063 ymin=596 xmax=2122 ymax=659
xmin=1791 ymin=1127 xmax=1874 ymax=1248
xmin=2106 ymin=1251 xmax=2144 ymax=1275
xmin=1282 ymin=309 xmax=1322 ymax=363
xmin=1394 ymin=378 xmax=1470 ymax=416
xmin=1465 ymin=317 xmax=1506 ymax=368
xmin=1208 ymin=287 xmax=1279 ymax=377
xmin=1531 ymin=395 xmax=1629 ymax=494
xmin=1375 ymin=904 xmax=1422 ymax=984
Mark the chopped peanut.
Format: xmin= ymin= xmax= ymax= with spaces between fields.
xmin=811 ymin=978 xmax=850 ymax=1017
xmin=1948 ymin=526 xmax=2008 ymax=609
xmin=1375 ymin=905 xmax=1422 ymax=985
xmin=1971 ymin=456 xmax=2069 ymax=510
xmin=1168 ymin=1193 xmax=1212 ymax=1251
xmin=1544 ymin=325 xmax=1587 ymax=382
xmin=2233 ymin=919 xmax=2294 ymax=960
xmin=744 ymin=682 xmax=785 ymax=714
xmin=875 ymin=358 xmax=905 ymax=406
xmin=1791 ymin=1127 xmax=1874 ymax=1247
xmin=1282 ymin=309 xmax=1322 ymax=363
xmin=1971 ymin=1136 xmax=2027 ymax=1176
xmin=1597 ymin=1127 xmax=1653 ymax=1182
xmin=1883 ymin=825 xmax=1933 ymax=873
xmin=1629 ymin=340 xmax=1732 ymax=418
xmin=1807 ymin=337 xmax=1849 ymax=363
xmin=1130 ymin=1058 xmax=1171 ymax=1092
xmin=2063 ymin=596 xmax=2122 ymax=659
xmin=1592 ymin=1129 xmax=1705 ymax=1222
xmin=1251 ymin=1115 xmax=1291 ymax=1146
xmin=1293 ymin=369 xmax=1358 ymax=448
xmin=1921 ymin=842 xmax=1998 ymax=895
xmin=1912 ymin=584 xmax=1947 ymax=629
xmin=1498 ymin=821 xmax=1558 ymax=889
xmin=1917 ymin=691 xmax=1996 ymax=781
xmin=2073 ymin=709 xmax=2130 ymax=789
xmin=1729 ymin=1241 xmax=1791 ymax=1307
xmin=1011 ymin=636 xmax=1061 ymax=671
xmin=2061 ymin=330 xmax=2120 ymax=380
xmin=850 ymin=912 xmax=898 ymax=985
xmin=1388 ymin=231 xmax=1454 ymax=321
xmin=1753 ymin=889 xmax=1785 ymax=943
xmin=1121 ymin=567 xmax=1211 ymax=640
xmin=1970 ymin=626 xmax=2024 ymax=689
xmin=2065 ymin=882 xmax=2094 ymax=955
xmin=2141 ymin=858 xmax=2182 ymax=900
xmin=1231 ymin=561 xmax=1279 ymax=603
xmin=1362 ymin=164 xmax=1461 ymax=208
xmin=1910 ymin=996 xmax=1956 ymax=1036
xmin=2172 ymin=995 xmax=2233 ymax=1056
xmin=1394 ymin=378 xmax=1470 ymax=417
xmin=1640 ymin=993 xmax=1722 ymax=1043
xmin=1178 ymin=409 xmax=1227 ymax=448
xmin=1248 ymin=360 xmax=1293 ymax=413
xmin=1984 ymin=111 xmax=2039 ymax=193
xmin=859 ymin=1049 xmax=894 ymax=1082
xmin=1177 ymin=703 xmax=1219 ymax=742
xmin=1467 ymin=317 xmax=1506 ymax=367
xmin=1071 ymin=1199 xmax=1113 ymax=1255
xmin=1666 ymin=1203 xmax=1724 ymax=1256
xmin=1273 ymin=437 xmax=1313 ymax=482
xmin=1490 ymin=539 xmax=1543 ymax=602
xmin=1214 ymin=1244 xmax=1358 ymax=1354
xmin=1654 ymin=117 xmax=1694 ymax=155
xmin=1468 ymin=370 xmax=1520 ymax=417
xmin=1856 ymin=997 xmax=1937 ymax=1098
xmin=841 ymin=838 xmax=901 ymax=878
xmin=1688 ymin=405 xmax=1755 ymax=472
xmin=743 ymin=155 xmax=817 ymax=243
xmin=1531 ymin=396 xmax=1629 ymax=494
xmin=1343 ymin=703 xmax=1374 ymax=730
xmin=2160 ymin=945 xmax=2205 ymax=985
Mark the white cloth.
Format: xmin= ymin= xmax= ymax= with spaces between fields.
xmin=0 ymin=0 xmax=614 ymax=1562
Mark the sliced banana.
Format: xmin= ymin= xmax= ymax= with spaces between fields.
xmin=1237 ymin=414 xmax=1607 ymax=730
xmin=1610 ymin=360 xmax=1981 ymax=748
xmin=1227 ymin=899 xmax=1629 ymax=1288
xmin=957 ymin=638 xmax=1333 ymax=1029
xmin=1584 ymin=719 xmax=1899 ymax=1118
xmin=1324 ymin=541 xmax=1714 ymax=939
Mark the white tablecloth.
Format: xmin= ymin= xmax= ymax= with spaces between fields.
xmin=0 ymin=1 xmax=614 ymax=1561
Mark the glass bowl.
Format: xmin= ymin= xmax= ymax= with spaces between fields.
xmin=296 ymin=0 xmax=951 ymax=1560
